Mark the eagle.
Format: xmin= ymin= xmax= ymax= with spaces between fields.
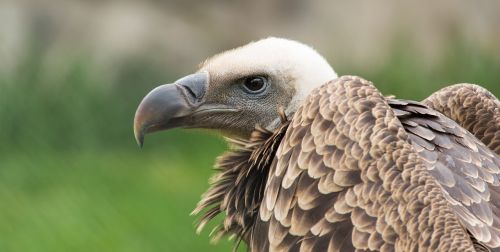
xmin=133 ymin=38 xmax=500 ymax=251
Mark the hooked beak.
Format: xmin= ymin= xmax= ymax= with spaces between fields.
xmin=133 ymin=72 xmax=209 ymax=147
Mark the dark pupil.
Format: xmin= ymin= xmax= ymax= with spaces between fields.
xmin=245 ymin=77 xmax=265 ymax=91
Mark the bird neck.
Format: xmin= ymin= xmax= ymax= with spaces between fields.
xmin=191 ymin=121 xmax=290 ymax=245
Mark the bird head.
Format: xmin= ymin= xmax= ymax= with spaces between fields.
xmin=134 ymin=37 xmax=337 ymax=146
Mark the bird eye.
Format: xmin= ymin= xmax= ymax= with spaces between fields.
xmin=242 ymin=76 xmax=268 ymax=94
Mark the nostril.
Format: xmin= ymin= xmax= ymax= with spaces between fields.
xmin=176 ymin=84 xmax=200 ymax=106
xmin=178 ymin=81 xmax=205 ymax=100
xmin=174 ymin=72 xmax=208 ymax=105
xmin=183 ymin=85 xmax=198 ymax=100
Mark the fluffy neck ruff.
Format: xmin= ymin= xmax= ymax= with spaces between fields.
xmin=191 ymin=120 xmax=290 ymax=245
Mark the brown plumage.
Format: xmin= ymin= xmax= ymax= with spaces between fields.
xmin=423 ymin=84 xmax=500 ymax=154
xmin=192 ymin=76 xmax=499 ymax=251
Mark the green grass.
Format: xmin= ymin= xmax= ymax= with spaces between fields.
xmin=0 ymin=147 xmax=240 ymax=252
xmin=0 ymin=40 xmax=498 ymax=251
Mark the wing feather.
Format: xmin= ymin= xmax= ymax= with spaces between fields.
xmin=391 ymin=98 xmax=500 ymax=249
xmin=423 ymin=84 xmax=499 ymax=154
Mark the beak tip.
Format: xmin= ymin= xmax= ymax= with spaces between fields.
xmin=133 ymin=123 xmax=145 ymax=148
xmin=136 ymin=135 xmax=144 ymax=148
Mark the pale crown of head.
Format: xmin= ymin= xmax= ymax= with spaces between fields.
xmin=200 ymin=37 xmax=337 ymax=117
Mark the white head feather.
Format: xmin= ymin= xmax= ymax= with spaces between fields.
xmin=200 ymin=37 xmax=337 ymax=116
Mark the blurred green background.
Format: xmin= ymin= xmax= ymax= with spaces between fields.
xmin=0 ymin=1 xmax=499 ymax=251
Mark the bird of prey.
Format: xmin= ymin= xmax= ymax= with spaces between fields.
xmin=133 ymin=38 xmax=500 ymax=251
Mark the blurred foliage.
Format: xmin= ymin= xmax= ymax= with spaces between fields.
xmin=0 ymin=40 xmax=498 ymax=251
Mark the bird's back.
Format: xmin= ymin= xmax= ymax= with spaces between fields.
xmin=389 ymin=99 xmax=500 ymax=250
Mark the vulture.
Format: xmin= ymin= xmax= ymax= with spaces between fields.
xmin=133 ymin=38 xmax=500 ymax=251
